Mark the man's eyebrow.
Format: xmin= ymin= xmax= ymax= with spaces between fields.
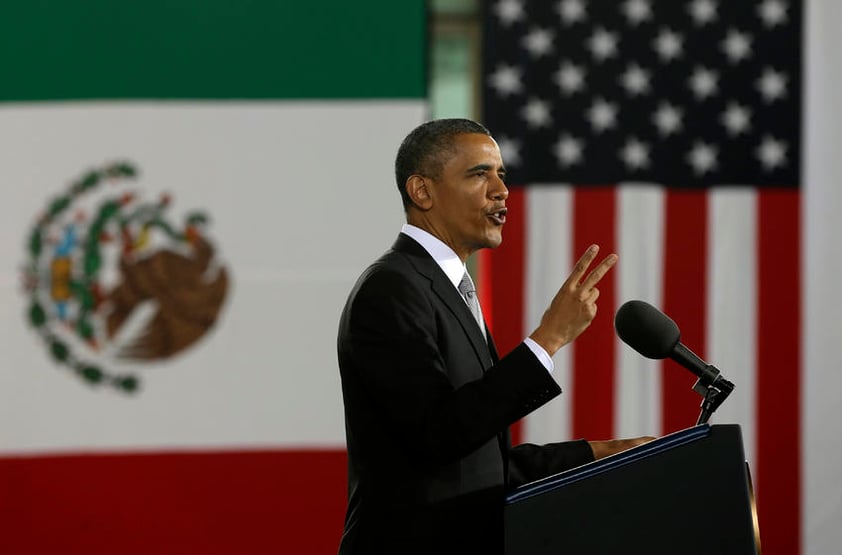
xmin=465 ymin=163 xmax=507 ymax=174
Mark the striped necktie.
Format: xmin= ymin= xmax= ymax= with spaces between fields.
xmin=458 ymin=271 xmax=486 ymax=339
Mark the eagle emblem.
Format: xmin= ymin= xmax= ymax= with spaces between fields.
xmin=22 ymin=161 xmax=230 ymax=393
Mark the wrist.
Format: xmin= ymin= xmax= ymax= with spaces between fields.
xmin=528 ymin=328 xmax=566 ymax=357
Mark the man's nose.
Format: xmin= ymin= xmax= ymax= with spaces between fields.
xmin=489 ymin=176 xmax=508 ymax=200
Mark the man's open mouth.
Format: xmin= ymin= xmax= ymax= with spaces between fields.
xmin=488 ymin=208 xmax=507 ymax=225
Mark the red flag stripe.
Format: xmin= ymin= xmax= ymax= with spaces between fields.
xmin=571 ymin=187 xmax=618 ymax=439
xmin=755 ymin=189 xmax=801 ymax=555
xmin=661 ymin=190 xmax=710 ymax=434
xmin=0 ymin=450 xmax=347 ymax=554
xmin=486 ymin=187 xmax=527 ymax=444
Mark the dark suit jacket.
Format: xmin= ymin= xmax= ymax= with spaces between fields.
xmin=337 ymin=233 xmax=594 ymax=555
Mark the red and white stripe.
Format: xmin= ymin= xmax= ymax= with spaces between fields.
xmin=480 ymin=183 xmax=801 ymax=554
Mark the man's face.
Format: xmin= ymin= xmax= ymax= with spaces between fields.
xmin=422 ymin=133 xmax=509 ymax=261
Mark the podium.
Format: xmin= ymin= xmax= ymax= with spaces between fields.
xmin=504 ymin=424 xmax=760 ymax=554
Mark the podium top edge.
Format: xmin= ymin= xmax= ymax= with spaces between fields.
xmin=506 ymin=424 xmax=714 ymax=505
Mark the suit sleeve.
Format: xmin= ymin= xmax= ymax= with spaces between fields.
xmin=507 ymin=440 xmax=595 ymax=488
xmin=341 ymin=266 xmax=561 ymax=468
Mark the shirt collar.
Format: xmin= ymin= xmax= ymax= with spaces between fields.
xmin=401 ymin=224 xmax=466 ymax=288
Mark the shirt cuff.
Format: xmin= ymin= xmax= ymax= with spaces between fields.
xmin=523 ymin=337 xmax=554 ymax=374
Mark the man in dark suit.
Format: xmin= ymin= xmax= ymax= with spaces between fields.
xmin=337 ymin=119 xmax=650 ymax=554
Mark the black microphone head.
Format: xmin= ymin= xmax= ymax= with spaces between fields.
xmin=614 ymin=300 xmax=681 ymax=359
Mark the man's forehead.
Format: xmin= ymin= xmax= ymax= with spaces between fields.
xmin=448 ymin=133 xmax=502 ymax=164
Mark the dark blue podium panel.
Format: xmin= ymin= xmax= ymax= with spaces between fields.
xmin=505 ymin=424 xmax=759 ymax=555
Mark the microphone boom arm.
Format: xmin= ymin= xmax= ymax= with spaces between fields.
xmin=691 ymin=366 xmax=735 ymax=425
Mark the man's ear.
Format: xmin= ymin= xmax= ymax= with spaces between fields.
xmin=405 ymin=175 xmax=433 ymax=210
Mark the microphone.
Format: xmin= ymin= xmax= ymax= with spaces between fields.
xmin=614 ymin=300 xmax=733 ymax=394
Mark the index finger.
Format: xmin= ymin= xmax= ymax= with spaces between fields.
xmin=563 ymin=244 xmax=600 ymax=288
xmin=580 ymin=253 xmax=618 ymax=290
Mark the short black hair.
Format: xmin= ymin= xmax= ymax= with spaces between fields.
xmin=394 ymin=118 xmax=491 ymax=211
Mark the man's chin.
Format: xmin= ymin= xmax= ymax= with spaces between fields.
xmin=484 ymin=232 xmax=504 ymax=250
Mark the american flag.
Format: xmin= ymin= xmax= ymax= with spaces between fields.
xmin=480 ymin=1 xmax=801 ymax=553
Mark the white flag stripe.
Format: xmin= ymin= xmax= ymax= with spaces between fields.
xmin=804 ymin=1 xmax=842 ymax=552
xmin=0 ymin=101 xmax=425 ymax=453
xmin=524 ymin=186 xmax=573 ymax=444
xmin=615 ymin=185 xmax=665 ymax=438
xmin=707 ymin=188 xmax=758 ymax=467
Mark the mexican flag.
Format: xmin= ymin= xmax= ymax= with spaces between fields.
xmin=0 ymin=2 xmax=426 ymax=553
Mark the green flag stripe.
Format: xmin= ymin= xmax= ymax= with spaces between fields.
xmin=0 ymin=1 xmax=426 ymax=101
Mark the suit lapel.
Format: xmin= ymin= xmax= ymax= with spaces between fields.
xmin=391 ymin=235 xmax=494 ymax=369
xmin=392 ymin=235 xmax=511 ymax=482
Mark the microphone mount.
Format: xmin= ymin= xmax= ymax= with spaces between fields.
xmin=685 ymin=358 xmax=735 ymax=425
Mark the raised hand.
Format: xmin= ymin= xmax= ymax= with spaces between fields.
xmin=528 ymin=244 xmax=617 ymax=356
